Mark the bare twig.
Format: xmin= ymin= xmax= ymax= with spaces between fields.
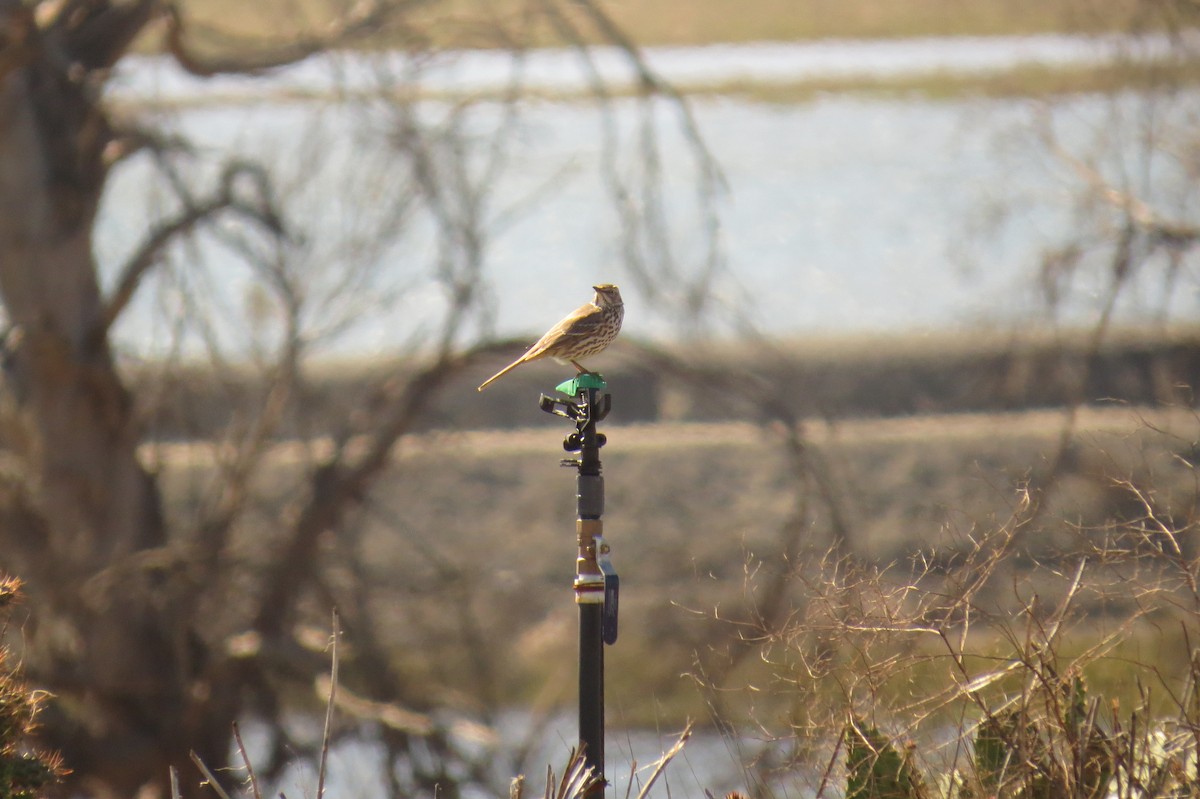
xmin=190 ymin=751 xmax=235 ymax=799
xmin=316 ymin=609 xmax=340 ymax=799
xmin=1036 ymin=110 xmax=1200 ymax=248
xmin=250 ymin=338 xmax=517 ymax=643
xmin=49 ymin=0 xmax=160 ymax=70
xmin=233 ymin=722 xmax=264 ymax=799
xmin=548 ymin=747 xmax=600 ymax=799
xmin=96 ymin=160 xmax=283 ymax=344
xmin=633 ymin=724 xmax=691 ymax=799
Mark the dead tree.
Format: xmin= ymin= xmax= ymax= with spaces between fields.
xmin=0 ymin=0 xmax=727 ymax=796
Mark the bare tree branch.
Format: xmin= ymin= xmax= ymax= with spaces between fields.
xmin=251 ymin=341 xmax=511 ymax=641
xmin=1037 ymin=109 xmax=1200 ymax=248
xmin=2 ymin=0 xmax=732 ymax=793
xmin=536 ymin=0 xmax=729 ymax=330
xmin=48 ymin=0 xmax=160 ymax=70
xmin=95 ymin=160 xmax=283 ymax=344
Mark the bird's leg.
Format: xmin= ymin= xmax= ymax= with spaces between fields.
xmin=571 ymin=359 xmax=590 ymax=374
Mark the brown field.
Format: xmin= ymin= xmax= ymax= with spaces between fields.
xmin=141 ymin=324 xmax=1200 ymax=438
xmin=151 ymin=327 xmax=1200 ymax=723
xmin=145 ymin=0 xmax=1200 ymax=103
xmin=174 ymin=0 xmax=1143 ymax=51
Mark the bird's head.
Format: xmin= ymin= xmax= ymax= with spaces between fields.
xmin=592 ymin=283 xmax=623 ymax=308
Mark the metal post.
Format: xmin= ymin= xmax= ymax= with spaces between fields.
xmin=575 ymin=387 xmax=605 ymax=793
xmin=540 ymin=376 xmax=618 ymax=798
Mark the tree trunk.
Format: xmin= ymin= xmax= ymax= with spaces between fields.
xmin=0 ymin=49 xmax=234 ymax=799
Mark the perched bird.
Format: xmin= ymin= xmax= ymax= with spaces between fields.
xmin=477 ymin=284 xmax=624 ymax=391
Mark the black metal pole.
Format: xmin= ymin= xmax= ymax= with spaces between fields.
xmin=575 ymin=387 xmax=605 ymax=794
xmin=540 ymin=378 xmax=615 ymax=798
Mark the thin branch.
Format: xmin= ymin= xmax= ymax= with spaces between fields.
xmin=232 ymin=722 xmax=264 ymax=799
xmin=1037 ymin=109 xmax=1200 ymax=248
xmin=49 ymin=0 xmax=160 ymax=70
xmin=190 ymin=751 xmax=235 ymax=799
xmin=100 ymin=196 xmax=226 ymax=333
xmin=95 ymin=160 xmax=283 ymax=344
xmin=569 ymin=0 xmax=729 ymax=308
xmin=535 ymin=0 xmax=727 ymax=328
xmin=316 ymin=610 xmax=339 ymax=799
xmin=632 ymin=724 xmax=691 ymax=799
xmin=250 ymin=340 xmax=514 ymax=640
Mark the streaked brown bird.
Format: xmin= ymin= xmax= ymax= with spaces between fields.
xmin=477 ymin=284 xmax=624 ymax=391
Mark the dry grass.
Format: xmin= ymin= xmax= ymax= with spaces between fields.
xmin=127 ymin=322 xmax=1200 ymax=794
xmin=596 ymin=0 xmax=1136 ymax=46
xmin=711 ymin=536 xmax=1200 ymax=797
xmin=688 ymin=58 xmax=1200 ymax=103
xmin=133 ymin=324 xmax=1200 ymax=440
xmin=171 ymin=0 xmax=1144 ymax=51
xmin=154 ymin=399 xmax=1200 ymax=724
xmin=135 ymin=0 xmax=1200 ymax=103
xmin=132 ymin=320 xmax=1200 ymax=794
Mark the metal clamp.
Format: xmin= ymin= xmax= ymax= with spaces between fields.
xmin=595 ymin=535 xmax=619 ymax=645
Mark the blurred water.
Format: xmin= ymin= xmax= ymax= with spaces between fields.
xmin=109 ymin=33 xmax=1189 ymax=101
xmin=95 ymin=39 xmax=1200 ymax=358
xmin=237 ymin=713 xmax=779 ymax=799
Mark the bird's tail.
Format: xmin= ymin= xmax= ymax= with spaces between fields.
xmin=476 ymin=358 xmax=523 ymax=391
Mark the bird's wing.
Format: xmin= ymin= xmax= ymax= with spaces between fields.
xmin=523 ymin=303 xmax=603 ymax=358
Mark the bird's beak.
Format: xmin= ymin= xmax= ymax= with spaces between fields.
xmin=592 ymin=285 xmax=602 ymax=292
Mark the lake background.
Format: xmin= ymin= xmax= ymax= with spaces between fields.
xmin=96 ymin=34 xmax=1200 ymax=359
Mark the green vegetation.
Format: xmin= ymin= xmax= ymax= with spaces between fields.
xmin=837 ymin=669 xmax=1199 ymax=799
xmin=845 ymin=720 xmax=926 ymax=799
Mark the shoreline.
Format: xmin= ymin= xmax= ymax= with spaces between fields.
xmin=111 ymin=32 xmax=1200 ymax=107
xmin=130 ymin=324 xmax=1200 ymax=442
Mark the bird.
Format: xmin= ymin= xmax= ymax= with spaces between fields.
xmin=477 ymin=284 xmax=624 ymax=391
